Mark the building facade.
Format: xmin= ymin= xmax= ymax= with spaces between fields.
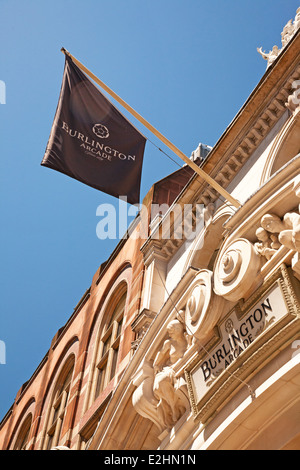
xmin=1 ymin=9 xmax=300 ymax=451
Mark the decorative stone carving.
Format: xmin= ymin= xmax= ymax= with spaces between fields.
xmin=131 ymin=308 xmax=156 ymax=351
xmin=214 ymin=238 xmax=261 ymax=302
xmin=257 ymin=46 xmax=280 ymax=68
xmin=281 ymin=19 xmax=294 ymax=48
xmin=286 ymin=80 xmax=300 ymax=114
xmin=254 ymin=179 xmax=300 ymax=265
xmin=258 ymin=8 xmax=300 ymax=69
xmin=152 ymin=320 xmax=189 ymax=429
xmin=292 ymin=252 xmax=300 ymax=281
xmin=184 ymin=270 xmax=225 ymax=340
xmin=132 ymin=319 xmax=190 ymax=434
xmin=132 ymin=361 xmax=164 ymax=433
xmin=254 ymin=227 xmax=278 ymax=260
xmin=260 ymin=211 xmax=300 ymax=252
xmin=295 ymin=7 xmax=300 ymax=31
xmin=281 ymin=9 xmax=300 ymax=48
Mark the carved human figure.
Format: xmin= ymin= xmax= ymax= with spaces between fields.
xmin=254 ymin=227 xmax=277 ymax=260
xmin=270 ymin=234 xmax=281 ymax=250
xmin=152 ymin=320 xmax=188 ymax=428
xmin=261 ymin=212 xmax=300 ymax=252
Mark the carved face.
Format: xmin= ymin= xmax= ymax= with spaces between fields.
xmin=261 ymin=214 xmax=284 ymax=233
xmin=167 ymin=320 xmax=184 ymax=337
xmin=256 ymin=227 xmax=269 ymax=242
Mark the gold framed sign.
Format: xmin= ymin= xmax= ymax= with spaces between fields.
xmin=185 ymin=264 xmax=300 ymax=423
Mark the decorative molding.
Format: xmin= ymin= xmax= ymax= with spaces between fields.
xmin=198 ymin=65 xmax=300 ymax=207
xmin=252 ymin=175 xmax=300 ymax=281
xmin=214 ymin=238 xmax=262 ymax=302
xmin=142 ymin=62 xmax=300 ymax=268
xmin=131 ymin=266 xmax=227 ymax=435
xmin=131 ymin=308 xmax=156 ymax=351
xmin=258 ymin=8 xmax=300 ymax=69
xmin=185 ymin=264 xmax=300 ymax=424
xmin=184 ymin=270 xmax=226 ymax=340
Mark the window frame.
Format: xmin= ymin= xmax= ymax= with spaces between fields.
xmin=94 ymin=289 xmax=126 ymax=400
xmin=43 ymin=359 xmax=74 ymax=450
xmin=13 ymin=413 xmax=32 ymax=450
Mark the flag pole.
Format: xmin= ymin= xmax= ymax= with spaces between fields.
xmin=61 ymin=48 xmax=241 ymax=209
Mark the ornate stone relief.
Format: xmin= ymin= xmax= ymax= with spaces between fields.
xmin=132 ymin=318 xmax=190 ymax=434
xmin=260 ymin=211 xmax=300 ymax=252
xmin=132 ymin=268 xmax=228 ymax=434
xmin=152 ymin=319 xmax=189 ymax=430
xmin=286 ymin=80 xmax=300 ymax=115
xmin=184 ymin=269 xmax=225 ymax=340
xmin=254 ymin=226 xmax=281 ymax=260
xmin=186 ymin=264 xmax=300 ymax=424
xmin=131 ymin=308 xmax=156 ymax=352
xmin=214 ymin=238 xmax=261 ymax=302
xmin=257 ymin=45 xmax=280 ymax=68
xmin=133 ymin=177 xmax=300 ymax=434
xmin=257 ymin=8 xmax=300 ymax=69
xmin=254 ymin=178 xmax=300 ymax=262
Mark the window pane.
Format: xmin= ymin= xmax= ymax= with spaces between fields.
xmin=110 ymin=347 xmax=119 ymax=381
xmin=93 ymin=290 xmax=126 ymax=402
xmin=117 ymin=317 xmax=123 ymax=337
xmin=47 ymin=433 xmax=54 ymax=450
xmin=52 ymin=405 xmax=60 ymax=425
xmin=102 ymin=334 xmax=111 ymax=357
xmin=109 ymin=293 xmax=126 ymax=325
xmin=95 ymin=363 xmax=107 ymax=398
xmin=44 ymin=362 xmax=74 ymax=450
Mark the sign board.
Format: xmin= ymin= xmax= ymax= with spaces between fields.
xmin=185 ymin=266 xmax=300 ymax=421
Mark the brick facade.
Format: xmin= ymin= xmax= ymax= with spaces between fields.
xmin=0 ymin=169 xmax=189 ymax=450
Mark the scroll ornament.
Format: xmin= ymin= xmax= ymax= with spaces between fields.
xmin=184 ymin=270 xmax=225 ymax=340
xmin=214 ymin=238 xmax=261 ymax=302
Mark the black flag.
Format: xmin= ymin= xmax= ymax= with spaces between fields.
xmin=41 ymin=55 xmax=146 ymax=205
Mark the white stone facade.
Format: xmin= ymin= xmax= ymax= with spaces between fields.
xmin=88 ymin=14 xmax=300 ymax=451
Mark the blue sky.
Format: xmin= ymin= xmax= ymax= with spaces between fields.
xmin=0 ymin=0 xmax=299 ymax=421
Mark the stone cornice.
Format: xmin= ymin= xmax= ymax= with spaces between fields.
xmin=196 ymin=31 xmax=299 ymax=207
xmin=200 ymin=28 xmax=300 ymax=201
xmin=141 ymin=32 xmax=300 ymax=265
xmin=223 ymin=154 xmax=300 ymax=236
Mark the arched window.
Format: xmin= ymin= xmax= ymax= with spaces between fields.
xmin=13 ymin=414 xmax=32 ymax=450
xmin=261 ymin=113 xmax=300 ymax=183
xmin=94 ymin=289 xmax=126 ymax=399
xmin=44 ymin=359 xmax=74 ymax=450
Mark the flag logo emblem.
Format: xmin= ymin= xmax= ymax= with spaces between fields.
xmin=41 ymin=55 xmax=146 ymax=204
xmin=92 ymin=123 xmax=110 ymax=139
